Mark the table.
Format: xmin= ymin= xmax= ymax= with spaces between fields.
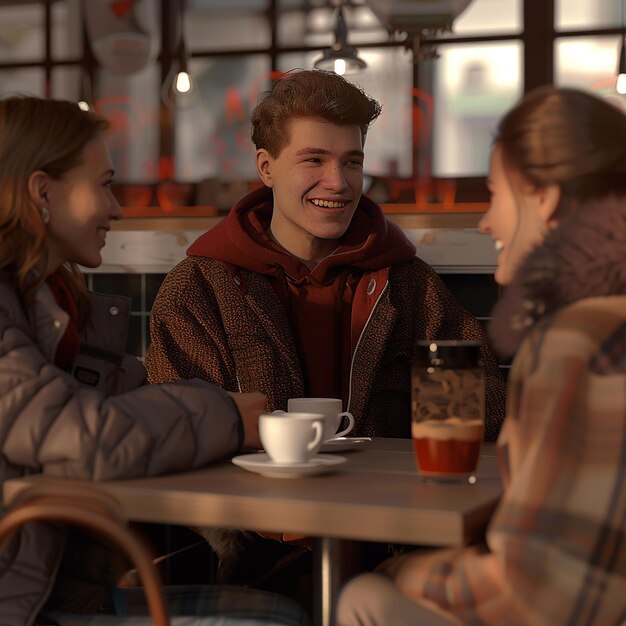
xmin=3 ymin=438 xmax=502 ymax=626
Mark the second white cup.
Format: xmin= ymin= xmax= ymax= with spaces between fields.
xmin=287 ymin=398 xmax=354 ymax=442
xmin=259 ymin=412 xmax=325 ymax=464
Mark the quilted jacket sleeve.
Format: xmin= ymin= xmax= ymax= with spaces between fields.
xmin=0 ymin=301 xmax=242 ymax=482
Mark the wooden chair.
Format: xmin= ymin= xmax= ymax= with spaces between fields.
xmin=0 ymin=483 xmax=310 ymax=626
xmin=0 ymin=482 xmax=169 ymax=626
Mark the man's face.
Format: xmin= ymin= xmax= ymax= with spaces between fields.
xmin=256 ymin=116 xmax=364 ymax=264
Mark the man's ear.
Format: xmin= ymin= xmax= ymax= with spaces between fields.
xmin=27 ymin=170 xmax=50 ymax=207
xmin=256 ymin=149 xmax=273 ymax=188
xmin=537 ymin=183 xmax=561 ymax=225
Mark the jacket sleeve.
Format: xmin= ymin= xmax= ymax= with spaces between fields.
xmin=424 ymin=271 xmax=506 ymax=441
xmin=145 ymin=259 xmax=239 ymax=390
xmin=379 ymin=318 xmax=626 ymax=626
xmin=0 ymin=307 xmax=243 ymax=482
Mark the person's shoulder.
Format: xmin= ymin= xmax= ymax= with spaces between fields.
xmin=552 ymin=296 xmax=626 ymax=337
xmin=151 ymin=257 xmax=225 ymax=305
xmin=389 ymin=255 xmax=437 ymax=278
xmin=164 ymin=256 xmax=231 ymax=284
xmin=539 ymin=296 xmax=626 ymax=372
xmin=388 ymin=256 xmax=450 ymax=296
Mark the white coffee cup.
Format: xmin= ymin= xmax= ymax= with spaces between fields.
xmin=259 ymin=412 xmax=324 ymax=464
xmin=287 ymin=398 xmax=354 ymax=442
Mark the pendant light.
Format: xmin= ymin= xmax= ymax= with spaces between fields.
xmin=314 ymin=4 xmax=367 ymax=76
xmin=161 ymin=0 xmax=195 ymax=108
xmin=618 ymin=0 xmax=626 ymax=94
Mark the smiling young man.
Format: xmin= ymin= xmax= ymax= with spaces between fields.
xmin=145 ymin=69 xmax=505 ymax=603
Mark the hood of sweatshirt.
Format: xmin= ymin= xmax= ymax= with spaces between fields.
xmin=187 ymin=186 xmax=416 ymax=282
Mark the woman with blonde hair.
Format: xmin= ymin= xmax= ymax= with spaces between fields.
xmin=337 ymin=86 xmax=626 ymax=626
xmin=0 ymin=96 xmax=308 ymax=626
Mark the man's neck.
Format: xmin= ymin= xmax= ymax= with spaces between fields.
xmin=266 ymin=226 xmax=338 ymax=270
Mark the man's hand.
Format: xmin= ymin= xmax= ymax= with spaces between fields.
xmin=227 ymin=391 xmax=266 ymax=450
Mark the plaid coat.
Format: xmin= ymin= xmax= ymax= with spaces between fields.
xmin=380 ymin=196 xmax=626 ymax=626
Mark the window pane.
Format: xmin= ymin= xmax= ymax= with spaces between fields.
xmin=429 ymin=41 xmax=523 ymax=177
xmin=443 ymin=0 xmax=522 ymax=36
xmin=0 ymin=68 xmax=44 ymax=98
xmin=555 ymin=36 xmax=626 ymax=111
xmin=186 ymin=0 xmax=270 ymax=51
xmin=95 ymin=65 xmax=161 ymax=182
xmin=278 ymin=48 xmax=414 ymax=178
xmin=0 ymin=3 xmax=44 ymax=62
xmin=52 ymin=0 xmax=82 ymax=60
xmin=51 ymin=66 xmax=81 ymax=100
xmin=174 ymin=55 xmax=271 ymax=181
xmin=556 ymin=0 xmax=623 ymax=31
xmin=277 ymin=1 xmax=388 ymax=47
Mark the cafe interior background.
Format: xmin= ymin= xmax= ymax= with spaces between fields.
xmin=1 ymin=0 xmax=625 ymax=373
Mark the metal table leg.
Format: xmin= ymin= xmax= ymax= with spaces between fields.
xmin=314 ymin=536 xmax=341 ymax=626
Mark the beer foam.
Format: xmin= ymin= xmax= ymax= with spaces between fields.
xmin=412 ymin=418 xmax=483 ymax=441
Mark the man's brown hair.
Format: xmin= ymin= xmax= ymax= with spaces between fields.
xmin=251 ymin=69 xmax=382 ymax=157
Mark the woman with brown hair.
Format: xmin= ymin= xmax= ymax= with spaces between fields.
xmin=337 ymin=86 xmax=626 ymax=626
xmin=0 ymin=96 xmax=308 ymax=626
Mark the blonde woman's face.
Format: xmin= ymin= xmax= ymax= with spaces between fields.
xmin=45 ymin=137 xmax=121 ymax=273
xmin=478 ymin=145 xmax=557 ymax=285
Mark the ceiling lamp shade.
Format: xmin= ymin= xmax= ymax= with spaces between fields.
xmin=314 ymin=7 xmax=367 ymax=76
xmin=367 ymin=0 xmax=474 ymax=35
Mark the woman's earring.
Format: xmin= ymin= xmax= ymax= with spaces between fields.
xmin=40 ymin=206 xmax=50 ymax=224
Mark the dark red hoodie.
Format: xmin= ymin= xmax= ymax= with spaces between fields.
xmin=188 ymin=186 xmax=415 ymax=405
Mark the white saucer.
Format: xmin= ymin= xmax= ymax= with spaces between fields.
xmin=232 ymin=453 xmax=346 ymax=478
xmin=321 ymin=437 xmax=372 ymax=453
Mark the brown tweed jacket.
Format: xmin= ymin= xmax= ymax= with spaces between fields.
xmin=146 ymin=255 xmax=505 ymax=441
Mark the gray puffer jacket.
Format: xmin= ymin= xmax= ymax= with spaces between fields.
xmin=0 ymin=271 xmax=243 ymax=626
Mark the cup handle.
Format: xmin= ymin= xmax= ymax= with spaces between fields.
xmin=307 ymin=421 xmax=324 ymax=452
xmin=332 ymin=411 xmax=354 ymax=439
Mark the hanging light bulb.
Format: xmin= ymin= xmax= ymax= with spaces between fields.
xmin=174 ymin=47 xmax=193 ymax=95
xmin=161 ymin=57 xmax=197 ymax=108
xmin=314 ymin=5 xmax=367 ymax=75
xmin=161 ymin=0 xmax=196 ymax=108
xmin=617 ymin=35 xmax=626 ymax=95
xmin=175 ymin=69 xmax=192 ymax=93
xmin=334 ymin=58 xmax=347 ymax=75
xmin=77 ymin=67 xmax=95 ymax=112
